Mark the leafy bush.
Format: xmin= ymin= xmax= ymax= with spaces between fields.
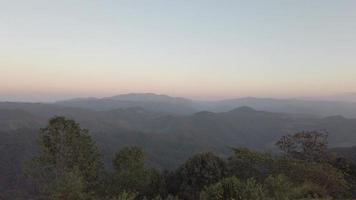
xmin=168 ymin=152 xmax=227 ymax=199
xmin=274 ymin=158 xmax=349 ymax=198
xmin=228 ymin=148 xmax=273 ymax=181
xmin=200 ymin=176 xmax=265 ymax=200
xmin=263 ymin=174 xmax=300 ymax=200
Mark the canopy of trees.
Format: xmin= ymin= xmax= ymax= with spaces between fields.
xmin=19 ymin=117 xmax=356 ymax=199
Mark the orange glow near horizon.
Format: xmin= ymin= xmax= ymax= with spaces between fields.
xmin=1 ymin=1 xmax=356 ymax=101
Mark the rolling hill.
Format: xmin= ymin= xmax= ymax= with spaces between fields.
xmin=53 ymin=93 xmax=356 ymax=118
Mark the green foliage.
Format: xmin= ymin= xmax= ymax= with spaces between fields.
xmin=165 ymin=195 xmax=180 ymax=200
xmin=20 ymin=120 xmax=355 ymax=200
xmin=263 ymin=174 xmax=299 ymax=200
xmin=227 ymin=148 xmax=273 ymax=180
xmin=200 ymin=175 xmax=336 ymax=200
xmin=26 ymin=116 xmax=103 ymax=198
xmin=152 ymin=194 xmax=180 ymax=200
xmin=296 ymin=181 xmax=330 ymax=199
xmin=328 ymin=156 xmax=356 ymax=195
xmin=169 ymin=152 xmax=227 ymax=199
xmin=275 ymin=131 xmax=352 ymax=199
xmin=144 ymin=169 xmax=167 ymax=199
xmin=274 ymin=158 xmax=349 ymax=198
xmin=111 ymin=146 xmax=153 ymax=198
xmin=113 ymin=146 xmax=146 ymax=172
xmin=49 ymin=169 xmax=87 ymax=200
xmin=200 ymin=176 xmax=265 ymax=200
xmin=110 ymin=191 xmax=137 ymax=200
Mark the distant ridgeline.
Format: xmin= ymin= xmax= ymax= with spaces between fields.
xmin=54 ymin=93 xmax=356 ymax=117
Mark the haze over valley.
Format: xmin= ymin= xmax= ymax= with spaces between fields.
xmin=2 ymin=93 xmax=356 ymax=166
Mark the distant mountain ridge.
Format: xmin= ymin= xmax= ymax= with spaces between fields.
xmin=103 ymin=93 xmax=192 ymax=103
xmin=53 ymin=93 xmax=356 ymax=118
xmin=202 ymin=97 xmax=356 ymax=118
xmin=55 ymin=93 xmax=196 ymax=114
xmin=1 ymin=104 xmax=356 ymax=150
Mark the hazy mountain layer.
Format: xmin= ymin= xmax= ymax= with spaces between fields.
xmin=1 ymin=103 xmax=356 ymax=169
xmin=53 ymin=93 xmax=356 ymax=118
xmin=2 ymin=100 xmax=356 ymax=198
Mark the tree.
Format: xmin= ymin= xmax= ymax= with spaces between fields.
xmin=49 ymin=169 xmax=87 ymax=200
xmin=275 ymin=132 xmax=351 ymax=198
xmin=168 ymin=152 xmax=227 ymax=199
xmin=111 ymin=146 xmax=152 ymax=198
xmin=276 ymin=131 xmax=328 ymax=161
xmin=227 ymin=148 xmax=273 ymax=181
xmin=263 ymin=174 xmax=299 ymax=200
xmin=26 ymin=116 xmax=103 ymax=199
xmin=329 ymin=156 xmax=356 ymax=197
xmin=273 ymin=158 xmax=349 ymax=198
xmin=200 ymin=176 xmax=265 ymax=200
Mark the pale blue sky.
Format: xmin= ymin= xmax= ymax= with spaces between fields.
xmin=1 ymin=0 xmax=356 ymax=101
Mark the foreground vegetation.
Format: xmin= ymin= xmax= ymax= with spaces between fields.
xmin=18 ymin=117 xmax=356 ymax=199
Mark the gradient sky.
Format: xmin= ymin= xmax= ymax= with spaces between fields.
xmin=1 ymin=0 xmax=356 ymax=101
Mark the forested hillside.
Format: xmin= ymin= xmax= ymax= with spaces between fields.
xmin=1 ymin=102 xmax=356 ymax=199
xmin=1 ymin=117 xmax=355 ymax=199
xmin=1 ymin=97 xmax=356 ymax=199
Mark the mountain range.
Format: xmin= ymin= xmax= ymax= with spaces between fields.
xmin=2 ymin=93 xmax=356 ymax=167
xmin=2 ymin=93 xmax=356 ymax=196
xmin=54 ymin=93 xmax=356 ymax=118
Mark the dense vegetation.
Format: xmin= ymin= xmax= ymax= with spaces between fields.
xmin=4 ymin=117 xmax=355 ymax=199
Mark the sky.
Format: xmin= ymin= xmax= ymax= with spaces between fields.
xmin=1 ymin=0 xmax=356 ymax=102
